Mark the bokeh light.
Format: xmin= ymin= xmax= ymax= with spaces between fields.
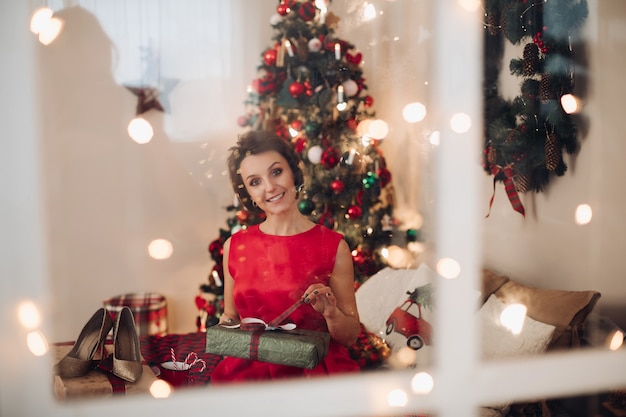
xmin=387 ymin=388 xmax=408 ymax=407
xmin=149 ymin=379 xmax=172 ymax=398
xmin=402 ymin=102 xmax=427 ymax=123
xmin=412 ymin=372 xmax=435 ymax=394
xmin=368 ymin=119 xmax=389 ymax=139
xmin=561 ymin=94 xmax=582 ymax=114
xmin=499 ymin=303 xmax=527 ymax=335
xmin=575 ymin=204 xmax=593 ymax=225
xmin=450 ymin=112 xmax=472 ymax=133
xmin=18 ymin=301 xmax=42 ymax=329
xmin=436 ymin=257 xmax=461 ymax=279
xmin=26 ymin=331 xmax=48 ymax=357
xmin=128 ymin=117 xmax=154 ymax=144
xmin=148 ymin=239 xmax=174 ymax=260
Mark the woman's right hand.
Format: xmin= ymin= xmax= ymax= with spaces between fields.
xmin=218 ymin=314 xmax=240 ymax=327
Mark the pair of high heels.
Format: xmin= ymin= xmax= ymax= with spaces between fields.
xmin=54 ymin=306 xmax=143 ymax=383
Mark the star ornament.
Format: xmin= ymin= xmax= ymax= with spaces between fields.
xmin=125 ymin=86 xmax=164 ymax=116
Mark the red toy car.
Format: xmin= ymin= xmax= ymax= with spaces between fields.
xmin=385 ymin=299 xmax=433 ymax=350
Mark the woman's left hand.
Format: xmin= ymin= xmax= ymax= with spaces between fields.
xmin=302 ymin=284 xmax=337 ymax=318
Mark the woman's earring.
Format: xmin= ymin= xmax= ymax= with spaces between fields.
xmin=252 ymin=200 xmax=258 ymax=208
xmin=295 ymin=184 xmax=304 ymax=199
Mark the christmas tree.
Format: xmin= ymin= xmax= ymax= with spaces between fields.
xmin=197 ymin=0 xmax=419 ymax=331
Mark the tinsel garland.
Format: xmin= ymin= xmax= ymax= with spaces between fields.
xmin=483 ymin=0 xmax=588 ymax=215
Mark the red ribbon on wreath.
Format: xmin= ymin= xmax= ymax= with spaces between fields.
xmin=486 ymin=164 xmax=525 ymax=217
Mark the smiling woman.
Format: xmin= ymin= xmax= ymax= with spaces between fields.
xmin=207 ymin=130 xmax=361 ymax=383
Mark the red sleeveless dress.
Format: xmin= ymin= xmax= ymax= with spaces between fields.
xmin=210 ymin=224 xmax=360 ymax=383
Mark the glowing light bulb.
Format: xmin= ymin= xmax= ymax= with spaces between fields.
xmin=357 ymin=119 xmax=372 ymax=135
xmin=450 ymin=112 xmax=472 ymax=133
xmin=128 ymin=117 xmax=154 ymax=144
xmin=575 ymin=204 xmax=593 ymax=225
xmin=363 ymin=3 xmax=377 ymax=21
xmin=499 ymin=304 xmax=527 ymax=335
xmin=38 ymin=17 xmax=64 ymax=45
xmin=412 ymin=372 xmax=434 ymax=394
xmin=18 ymin=301 xmax=41 ymax=329
xmin=436 ymin=257 xmax=460 ymax=279
xmin=150 ymin=379 xmax=172 ymax=398
xmin=609 ymin=331 xmax=624 ymax=351
xmin=30 ymin=7 xmax=53 ymax=34
xmin=26 ymin=331 xmax=48 ymax=356
xmin=368 ymin=119 xmax=389 ymax=139
xmin=561 ymin=94 xmax=582 ymax=114
xmin=429 ymin=131 xmax=440 ymax=146
xmin=385 ymin=245 xmax=409 ymax=268
xmin=402 ymin=102 xmax=427 ymax=123
xmin=148 ymin=239 xmax=174 ymax=260
xmin=387 ymin=388 xmax=408 ymax=407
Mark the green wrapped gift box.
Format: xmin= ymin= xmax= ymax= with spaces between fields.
xmin=205 ymin=325 xmax=330 ymax=369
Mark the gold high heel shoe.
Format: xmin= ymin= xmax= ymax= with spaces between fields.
xmin=54 ymin=307 xmax=113 ymax=378
xmin=111 ymin=306 xmax=143 ymax=383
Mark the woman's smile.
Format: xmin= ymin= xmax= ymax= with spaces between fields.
xmin=267 ymin=192 xmax=286 ymax=203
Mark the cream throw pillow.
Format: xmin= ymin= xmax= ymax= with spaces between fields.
xmin=480 ymin=294 xmax=556 ymax=359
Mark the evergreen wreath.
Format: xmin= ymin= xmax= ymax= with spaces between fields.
xmin=482 ymin=0 xmax=588 ymax=216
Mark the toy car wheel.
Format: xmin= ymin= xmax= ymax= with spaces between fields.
xmin=385 ymin=320 xmax=395 ymax=335
xmin=407 ymin=335 xmax=424 ymax=350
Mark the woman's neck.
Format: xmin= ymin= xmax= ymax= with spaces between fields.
xmin=259 ymin=210 xmax=315 ymax=236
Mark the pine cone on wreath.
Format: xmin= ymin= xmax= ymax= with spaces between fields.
xmin=522 ymin=43 xmax=540 ymax=76
xmin=545 ymin=133 xmax=561 ymax=171
xmin=487 ymin=144 xmax=497 ymax=166
xmin=515 ymin=172 xmax=531 ymax=193
xmin=540 ymin=73 xmax=553 ymax=102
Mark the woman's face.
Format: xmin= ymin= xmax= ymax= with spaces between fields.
xmin=239 ymin=150 xmax=296 ymax=215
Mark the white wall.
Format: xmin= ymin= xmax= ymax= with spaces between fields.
xmin=481 ymin=0 xmax=626 ymax=330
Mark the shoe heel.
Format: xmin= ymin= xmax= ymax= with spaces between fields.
xmin=111 ymin=306 xmax=143 ymax=383
xmin=54 ymin=307 xmax=113 ymax=378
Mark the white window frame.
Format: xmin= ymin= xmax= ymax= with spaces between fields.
xmin=3 ymin=1 xmax=625 ymax=417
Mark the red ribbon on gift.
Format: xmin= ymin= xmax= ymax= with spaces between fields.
xmin=486 ymin=164 xmax=525 ymax=217
xmin=238 ymin=299 xmax=304 ymax=362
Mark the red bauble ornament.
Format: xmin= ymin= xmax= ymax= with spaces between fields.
xmin=236 ymin=115 xmax=249 ymax=127
xmin=290 ymin=119 xmax=303 ymax=131
xmin=347 ymin=205 xmax=363 ymax=220
xmin=346 ymin=52 xmax=363 ymax=65
xmin=277 ymin=3 xmax=291 ymax=16
xmin=208 ymin=239 xmax=223 ymax=259
xmin=356 ymin=189 xmax=364 ymax=205
xmin=321 ymin=147 xmax=340 ymax=169
xmin=297 ymin=1 xmax=317 ymax=21
xmin=236 ymin=210 xmax=249 ymax=223
xmin=293 ymin=137 xmax=307 ymax=153
xmin=346 ymin=118 xmax=358 ymax=131
xmin=288 ymin=81 xmax=306 ymax=98
xmin=378 ymin=168 xmax=392 ymax=187
xmin=363 ymin=95 xmax=374 ymax=107
xmin=263 ymin=49 xmax=277 ymax=66
xmin=330 ymin=179 xmax=345 ymax=194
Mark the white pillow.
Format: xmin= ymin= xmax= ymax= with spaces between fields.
xmin=355 ymin=265 xmax=435 ymax=334
xmin=479 ymin=294 xmax=556 ymax=360
xmin=478 ymin=294 xmax=556 ymax=412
